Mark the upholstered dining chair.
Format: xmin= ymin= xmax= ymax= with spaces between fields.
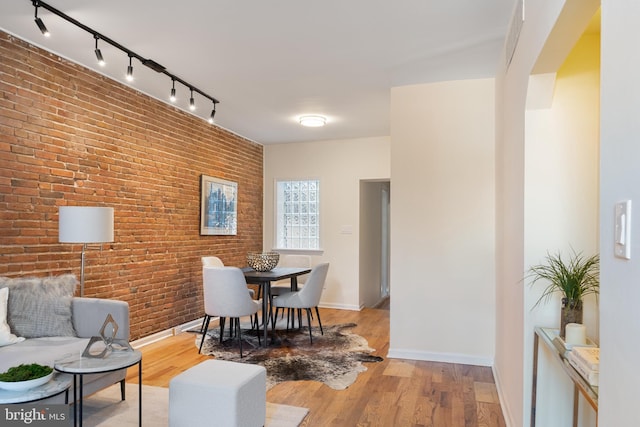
xmin=201 ymin=256 xmax=224 ymax=268
xmin=199 ymin=266 xmax=262 ymax=357
xmin=270 ymin=262 xmax=329 ymax=344
xmin=269 ymin=254 xmax=311 ymax=326
xmin=202 ymin=256 xmax=256 ymax=299
xmin=200 ymin=256 xmax=256 ymax=337
xmin=270 ymin=254 xmax=311 ymax=294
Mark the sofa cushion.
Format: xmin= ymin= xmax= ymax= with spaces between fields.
xmin=0 ymin=275 xmax=77 ymax=338
xmin=0 ymin=287 xmax=24 ymax=347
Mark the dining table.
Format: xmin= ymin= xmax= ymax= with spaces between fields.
xmin=242 ymin=266 xmax=311 ymax=346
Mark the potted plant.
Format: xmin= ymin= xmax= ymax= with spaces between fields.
xmin=527 ymin=249 xmax=599 ymax=338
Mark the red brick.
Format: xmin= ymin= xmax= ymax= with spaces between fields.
xmin=0 ymin=31 xmax=263 ymax=340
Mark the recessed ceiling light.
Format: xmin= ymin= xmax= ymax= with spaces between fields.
xmin=299 ymin=115 xmax=326 ymax=127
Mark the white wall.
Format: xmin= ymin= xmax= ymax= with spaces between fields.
xmin=388 ymin=78 xmax=496 ymax=366
xmin=263 ymin=136 xmax=390 ymax=310
xmin=598 ymin=1 xmax=640 ymax=425
xmin=495 ymin=1 xmax=600 ymax=425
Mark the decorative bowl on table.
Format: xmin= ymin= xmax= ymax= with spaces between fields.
xmin=0 ymin=364 xmax=54 ymax=391
xmin=246 ymin=252 xmax=280 ymax=272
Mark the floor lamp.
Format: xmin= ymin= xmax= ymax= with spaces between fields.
xmin=59 ymin=206 xmax=114 ymax=297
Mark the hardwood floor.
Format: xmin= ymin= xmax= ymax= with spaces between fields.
xmin=126 ymin=301 xmax=506 ymax=427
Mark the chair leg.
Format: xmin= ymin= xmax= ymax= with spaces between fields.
xmin=236 ymin=318 xmax=243 ymax=358
xmin=254 ymin=313 xmax=261 ymax=346
xmin=120 ymin=379 xmax=126 ymax=400
xmin=306 ymin=309 xmax=313 ymax=344
xmin=315 ymin=306 xmax=324 ymax=335
xmin=219 ymin=317 xmax=226 ymax=343
xmin=269 ymin=307 xmax=277 ymax=329
xmin=198 ymin=315 xmax=211 ymax=354
xmin=269 ymin=307 xmax=284 ymax=327
xmin=271 ymin=306 xmax=277 ymax=336
xmin=285 ymin=309 xmax=292 ymax=331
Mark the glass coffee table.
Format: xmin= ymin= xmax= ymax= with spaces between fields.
xmin=0 ymin=372 xmax=72 ymax=404
xmin=54 ymin=350 xmax=142 ymax=427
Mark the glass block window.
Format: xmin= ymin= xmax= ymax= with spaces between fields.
xmin=275 ymin=179 xmax=320 ymax=249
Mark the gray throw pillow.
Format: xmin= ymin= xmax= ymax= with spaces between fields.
xmin=0 ymin=274 xmax=77 ymax=338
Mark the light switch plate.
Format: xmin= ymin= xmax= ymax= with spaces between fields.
xmin=615 ymin=200 xmax=632 ymax=259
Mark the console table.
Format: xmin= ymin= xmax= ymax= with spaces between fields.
xmin=531 ymin=327 xmax=598 ymax=427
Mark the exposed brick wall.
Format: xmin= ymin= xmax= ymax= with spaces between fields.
xmin=0 ymin=31 xmax=263 ymax=340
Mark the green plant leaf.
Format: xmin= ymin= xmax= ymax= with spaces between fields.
xmin=526 ymin=249 xmax=599 ymax=309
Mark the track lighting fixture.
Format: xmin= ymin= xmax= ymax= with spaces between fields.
xmin=170 ymin=79 xmax=177 ymax=103
xmin=29 ymin=0 xmax=220 ymax=123
xmin=94 ymin=36 xmax=105 ymax=67
xmin=126 ymin=56 xmax=134 ymax=81
xmin=33 ymin=2 xmax=50 ymax=37
xmin=208 ymin=103 xmax=217 ymax=124
xmin=189 ymin=89 xmax=196 ymax=111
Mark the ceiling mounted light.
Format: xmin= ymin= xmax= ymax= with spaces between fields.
xmin=94 ymin=36 xmax=105 ymax=67
xmin=34 ymin=2 xmax=50 ymax=37
xmin=299 ymin=115 xmax=327 ymax=127
xmin=126 ymin=55 xmax=133 ymax=81
xmin=169 ymin=79 xmax=177 ymax=103
xmin=208 ymin=103 xmax=217 ymax=124
xmin=189 ymin=89 xmax=196 ymax=111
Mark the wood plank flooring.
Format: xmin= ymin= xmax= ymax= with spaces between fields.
xmin=125 ymin=301 xmax=506 ymax=427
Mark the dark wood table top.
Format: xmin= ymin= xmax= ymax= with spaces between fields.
xmin=242 ymin=267 xmax=311 ymax=283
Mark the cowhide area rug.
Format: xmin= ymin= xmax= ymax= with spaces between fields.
xmin=197 ymin=322 xmax=383 ymax=390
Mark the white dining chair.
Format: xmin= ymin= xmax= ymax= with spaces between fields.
xmin=200 ymin=256 xmax=255 ymax=340
xmin=269 ymin=254 xmax=311 ymax=327
xmin=270 ymin=263 xmax=329 ymax=344
xmin=199 ymin=266 xmax=262 ymax=357
xmin=270 ymin=254 xmax=311 ymax=294
xmin=201 ymin=256 xmax=224 ymax=268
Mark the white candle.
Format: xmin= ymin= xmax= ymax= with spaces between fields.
xmin=565 ymin=323 xmax=587 ymax=345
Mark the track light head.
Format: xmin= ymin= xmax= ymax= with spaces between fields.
xmin=95 ymin=49 xmax=105 ymax=66
xmin=33 ymin=2 xmax=49 ymax=37
xmin=208 ymin=103 xmax=217 ymax=124
xmin=94 ymin=36 xmax=105 ymax=66
xmin=35 ymin=17 xmax=49 ymax=37
xmin=126 ymin=56 xmax=133 ymax=81
xmin=169 ymin=80 xmax=176 ymax=102
xmin=189 ymin=90 xmax=196 ymax=111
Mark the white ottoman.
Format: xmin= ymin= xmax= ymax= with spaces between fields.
xmin=169 ymin=360 xmax=266 ymax=427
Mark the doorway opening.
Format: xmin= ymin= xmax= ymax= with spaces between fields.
xmin=359 ymin=180 xmax=390 ymax=308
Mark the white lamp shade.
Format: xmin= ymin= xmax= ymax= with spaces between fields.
xmin=59 ymin=206 xmax=114 ymax=243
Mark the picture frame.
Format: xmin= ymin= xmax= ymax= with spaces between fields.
xmin=200 ymin=175 xmax=238 ymax=235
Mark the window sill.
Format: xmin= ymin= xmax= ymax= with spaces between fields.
xmin=272 ymin=248 xmax=324 ymax=256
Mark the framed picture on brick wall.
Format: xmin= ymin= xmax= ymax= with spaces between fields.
xmin=200 ymin=175 xmax=238 ymax=235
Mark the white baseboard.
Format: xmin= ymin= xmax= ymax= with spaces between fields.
xmin=319 ymin=302 xmax=362 ymax=311
xmin=387 ymin=347 xmax=493 ymax=367
xmin=131 ymin=318 xmax=204 ymax=349
xmin=491 ymin=365 xmax=515 ymax=427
